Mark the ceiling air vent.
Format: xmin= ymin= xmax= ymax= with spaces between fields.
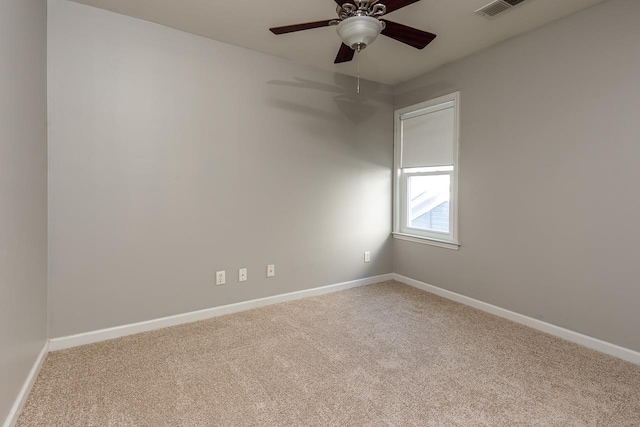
xmin=476 ymin=0 xmax=527 ymax=18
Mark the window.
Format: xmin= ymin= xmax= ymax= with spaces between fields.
xmin=393 ymin=92 xmax=460 ymax=250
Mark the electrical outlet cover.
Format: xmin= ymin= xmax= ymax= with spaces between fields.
xmin=216 ymin=271 xmax=225 ymax=285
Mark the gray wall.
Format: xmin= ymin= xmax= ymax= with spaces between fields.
xmin=393 ymin=0 xmax=640 ymax=352
xmin=0 ymin=0 xmax=48 ymax=422
xmin=47 ymin=0 xmax=394 ymax=337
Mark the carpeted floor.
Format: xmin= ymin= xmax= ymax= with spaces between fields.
xmin=18 ymin=281 xmax=640 ymax=426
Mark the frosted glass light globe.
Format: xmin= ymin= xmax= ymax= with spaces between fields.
xmin=336 ymin=16 xmax=383 ymax=50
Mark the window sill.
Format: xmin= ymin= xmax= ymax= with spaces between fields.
xmin=392 ymin=232 xmax=460 ymax=251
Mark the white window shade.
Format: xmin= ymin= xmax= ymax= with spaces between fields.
xmin=401 ymin=105 xmax=454 ymax=168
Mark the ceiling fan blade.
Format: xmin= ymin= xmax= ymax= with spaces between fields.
xmin=334 ymin=43 xmax=355 ymax=64
xmin=383 ymin=0 xmax=421 ymax=14
xmin=334 ymin=0 xmax=355 ymax=5
xmin=270 ymin=20 xmax=335 ymax=35
xmin=380 ymin=20 xmax=436 ymax=49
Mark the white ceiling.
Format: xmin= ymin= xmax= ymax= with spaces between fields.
xmin=69 ymin=0 xmax=608 ymax=86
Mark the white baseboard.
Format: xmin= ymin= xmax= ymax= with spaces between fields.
xmin=393 ymin=273 xmax=640 ymax=366
xmin=49 ymin=273 xmax=395 ymax=351
xmin=3 ymin=341 xmax=49 ymax=427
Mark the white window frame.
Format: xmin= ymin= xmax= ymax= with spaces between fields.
xmin=393 ymin=92 xmax=461 ymax=250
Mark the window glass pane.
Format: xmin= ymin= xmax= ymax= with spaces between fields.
xmin=407 ymin=175 xmax=450 ymax=233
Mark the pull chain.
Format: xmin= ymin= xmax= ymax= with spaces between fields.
xmin=356 ymin=50 xmax=361 ymax=94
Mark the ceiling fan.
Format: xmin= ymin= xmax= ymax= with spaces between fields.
xmin=269 ymin=0 xmax=436 ymax=64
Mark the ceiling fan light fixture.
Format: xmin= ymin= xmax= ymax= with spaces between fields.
xmin=336 ymin=16 xmax=383 ymax=51
xmin=269 ymin=0 xmax=436 ymax=65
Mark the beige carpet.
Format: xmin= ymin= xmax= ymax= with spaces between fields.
xmin=18 ymin=281 xmax=640 ymax=426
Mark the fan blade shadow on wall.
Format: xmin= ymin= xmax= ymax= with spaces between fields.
xmin=267 ymin=74 xmax=392 ymax=124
